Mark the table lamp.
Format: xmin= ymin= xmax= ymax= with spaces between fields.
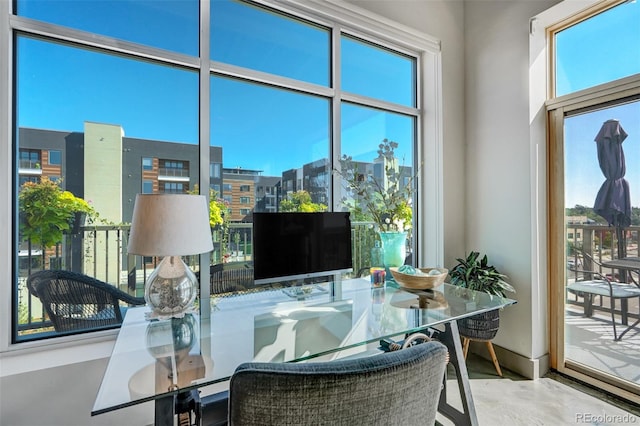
xmin=127 ymin=194 xmax=213 ymax=319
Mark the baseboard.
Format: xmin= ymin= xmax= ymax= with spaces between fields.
xmin=467 ymin=341 xmax=549 ymax=379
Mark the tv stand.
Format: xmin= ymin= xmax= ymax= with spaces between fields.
xmin=281 ymin=283 xmax=328 ymax=300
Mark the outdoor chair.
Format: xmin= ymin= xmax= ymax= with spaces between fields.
xmin=566 ymin=251 xmax=640 ymax=340
xmin=27 ymin=269 xmax=145 ymax=333
xmin=210 ymin=262 xmax=254 ymax=294
xmin=199 ymin=340 xmax=449 ymax=426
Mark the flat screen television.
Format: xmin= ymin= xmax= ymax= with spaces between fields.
xmin=253 ymin=212 xmax=353 ymax=285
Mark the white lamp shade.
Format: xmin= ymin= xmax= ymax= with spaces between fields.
xmin=127 ymin=194 xmax=214 ymax=256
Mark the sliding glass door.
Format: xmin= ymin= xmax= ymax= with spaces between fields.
xmin=549 ymin=93 xmax=640 ymax=403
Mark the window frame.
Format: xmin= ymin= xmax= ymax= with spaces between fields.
xmin=536 ymin=0 xmax=640 ymax=402
xmin=1 ymin=0 xmax=443 ymax=356
xmin=47 ymin=149 xmax=61 ymax=165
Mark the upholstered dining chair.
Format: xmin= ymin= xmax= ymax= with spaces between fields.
xmin=27 ymin=269 xmax=145 ymax=333
xmin=200 ymin=340 xmax=448 ymax=426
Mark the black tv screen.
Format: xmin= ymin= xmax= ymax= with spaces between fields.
xmin=253 ymin=212 xmax=353 ymax=284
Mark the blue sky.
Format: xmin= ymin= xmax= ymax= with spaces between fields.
xmin=555 ymin=1 xmax=639 ymax=96
xmin=17 ymin=0 xmax=414 ymax=176
xmin=558 ymin=0 xmax=640 ymax=209
xmin=15 ymin=0 xmax=639 ymax=192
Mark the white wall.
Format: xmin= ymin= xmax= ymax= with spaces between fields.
xmin=1 ymin=358 xmax=154 ymax=426
xmin=351 ymin=0 xmax=561 ymax=377
xmin=347 ymin=0 xmax=467 ymax=269
xmin=463 ymin=0 xmax=560 ymax=374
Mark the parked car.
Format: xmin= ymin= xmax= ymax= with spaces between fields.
xmin=567 ymin=258 xmax=582 ymax=271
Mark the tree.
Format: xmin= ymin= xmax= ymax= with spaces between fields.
xmin=187 ymin=185 xmax=227 ymax=227
xmin=280 ymin=190 xmax=327 ymax=212
xmin=19 ymin=177 xmax=97 ymax=248
xmin=188 ymin=186 xmax=230 ymax=262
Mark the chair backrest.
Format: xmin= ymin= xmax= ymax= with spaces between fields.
xmin=27 ymin=270 xmax=145 ymax=333
xmin=210 ymin=262 xmax=254 ymax=294
xmin=228 ymin=341 xmax=448 ymax=426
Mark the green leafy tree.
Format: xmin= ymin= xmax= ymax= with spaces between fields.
xmin=187 ymin=186 xmax=227 ymax=227
xmin=188 ymin=186 xmax=230 ymax=262
xmin=19 ymin=177 xmax=96 ymax=248
xmin=565 ymin=204 xmax=601 ymax=224
xmin=280 ymin=190 xmax=327 ymax=212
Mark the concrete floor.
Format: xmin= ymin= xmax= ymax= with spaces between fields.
xmin=437 ymin=352 xmax=640 ymax=426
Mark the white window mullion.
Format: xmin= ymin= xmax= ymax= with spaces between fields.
xmin=199 ymin=0 xmax=212 ymax=315
xmin=331 ymin=24 xmax=342 ymax=211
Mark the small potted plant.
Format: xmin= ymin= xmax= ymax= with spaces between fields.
xmin=448 ymin=251 xmax=515 ymax=340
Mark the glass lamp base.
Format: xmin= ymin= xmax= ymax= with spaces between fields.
xmin=145 ymin=256 xmax=198 ymax=319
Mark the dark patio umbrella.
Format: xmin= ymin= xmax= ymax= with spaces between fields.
xmin=593 ymin=119 xmax=630 ymax=259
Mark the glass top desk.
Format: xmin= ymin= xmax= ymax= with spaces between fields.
xmin=92 ymin=278 xmax=516 ymax=426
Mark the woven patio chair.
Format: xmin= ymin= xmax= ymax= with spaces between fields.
xmin=27 ymin=269 xmax=145 ymax=333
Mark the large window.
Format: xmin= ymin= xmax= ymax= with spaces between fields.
xmin=8 ymin=0 xmax=436 ymax=343
xmin=14 ymin=34 xmax=197 ymax=341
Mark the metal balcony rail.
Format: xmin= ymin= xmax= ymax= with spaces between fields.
xmin=565 ymin=223 xmax=640 ymax=323
xmin=16 ymin=221 xmax=385 ymax=338
xmin=18 ymin=159 xmax=42 ymax=170
xmin=157 ymin=167 xmax=190 ymax=178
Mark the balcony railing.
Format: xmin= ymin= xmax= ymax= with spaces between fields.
xmin=16 ymin=221 xmax=385 ymax=338
xmin=565 ymin=222 xmax=639 ymax=323
xmin=566 ymin=223 xmax=639 ymax=276
xmin=18 ymin=159 xmax=41 ymax=170
xmin=158 ymin=167 xmax=190 ymax=178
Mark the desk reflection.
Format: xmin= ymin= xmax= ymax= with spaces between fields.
xmin=253 ymin=300 xmax=353 ymax=362
xmin=129 ymin=314 xmax=210 ymax=399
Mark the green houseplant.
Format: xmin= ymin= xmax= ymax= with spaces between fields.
xmin=336 ymin=139 xmax=414 ymax=233
xmin=449 ymin=251 xmax=515 ymax=340
xmin=336 ymin=139 xmax=417 ymax=269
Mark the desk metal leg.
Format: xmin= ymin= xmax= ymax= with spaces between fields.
xmin=432 ymin=321 xmax=479 ymax=426
xmin=155 ymin=394 xmax=175 ymax=426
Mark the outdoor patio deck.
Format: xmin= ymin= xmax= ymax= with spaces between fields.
xmin=565 ymin=305 xmax=640 ymax=387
